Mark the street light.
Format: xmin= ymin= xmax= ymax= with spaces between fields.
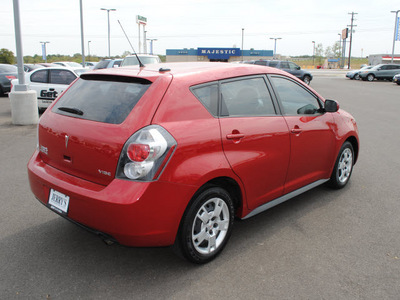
xmin=100 ymin=8 xmax=116 ymax=58
xmin=391 ymin=10 xmax=400 ymax=63
xmin=88 ymin=40 xmax=91 ymax=61
xmin=270 ymin=37 xmax=282 ymax=59
xmin=241 ymin=28 xmax=244 ymax=61
xmin=40 ymin=41 xmax=50 ymax=63
xmin=337 ymin=34 xmax=341 ymax=68
xmin=312 ymin=41 xmax=315 ymax=66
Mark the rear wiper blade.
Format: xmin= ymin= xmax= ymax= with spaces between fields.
xmin=58 ymin=106 xmax=84 ymax=116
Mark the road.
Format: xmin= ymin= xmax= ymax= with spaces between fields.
xmin=1 ymin=74 xmax=399 ymax=299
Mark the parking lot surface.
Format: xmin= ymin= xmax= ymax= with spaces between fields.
xmin=1 ymin=74 xmax=399 ymax=299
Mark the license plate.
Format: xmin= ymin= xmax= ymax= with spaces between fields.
xmin=48 ymin=189 xmax=70 ymax=214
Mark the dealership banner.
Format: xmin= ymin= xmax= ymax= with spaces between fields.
xmin=41 ymin=44 xmax=46 ymax=60
xmin=396 ymin=17 xmax=400 ymax=41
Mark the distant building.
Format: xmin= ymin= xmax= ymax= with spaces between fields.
xmin=368 ymin=54 xmax=400 ymax=65
xmin=166 ymin=47 xmax=274 ymax=63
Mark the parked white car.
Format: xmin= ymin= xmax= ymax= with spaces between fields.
xmin=11 ymin=67 xmax=85 ymax=111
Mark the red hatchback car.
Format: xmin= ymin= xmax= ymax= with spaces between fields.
xmin=28 ymin=62 xmax=359 ymax=263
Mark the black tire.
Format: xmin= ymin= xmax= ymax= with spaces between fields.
xmin=303 ymin=75 xmax=311 ymax=85
xmin=328 ymin=141 xmax=354 ymax=189
xmin=367 ymin=74 xmax=375 ymax=82
xmin=397 ymin=82 xmax=400 ymax=85
xmin=174 ymin=186 xmax=235 ymax=264
xmin=354 ymin=73 xmax=360 ymax=80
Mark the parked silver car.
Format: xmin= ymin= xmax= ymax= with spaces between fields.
xmin=359 ymin=64 xmax=400 ymax=81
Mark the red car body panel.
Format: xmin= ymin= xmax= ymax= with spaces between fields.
xmin=27 ymin=62 xmax=359 ymax=247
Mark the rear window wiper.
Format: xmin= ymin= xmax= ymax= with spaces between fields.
xmin=57 ymin=106 xmax=84 ymax=116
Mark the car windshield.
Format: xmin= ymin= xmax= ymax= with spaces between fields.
xmin=122 ymin=56 xmax=160 ymax=66
xmin=360 ymin=66 xmax=372 ymax=70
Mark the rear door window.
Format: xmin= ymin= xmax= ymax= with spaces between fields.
xmin=191 ymin=84 xmax=218 ymax=116
xmin=52 ymin=77 xmax=151 ymax=124
xmin=50 ymin=69 xmax=77 ymax=85
xmin=221 ymin=77 xmax=276 ymax=117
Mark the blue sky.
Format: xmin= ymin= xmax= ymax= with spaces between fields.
xmin=0 ymin=0 xmax=398 ymax=57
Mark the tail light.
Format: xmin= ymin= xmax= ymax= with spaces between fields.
xmin=116 ymin=125 xmax=177 ymax=181
xmin=6 ymin=75 xmax=16 ymax=81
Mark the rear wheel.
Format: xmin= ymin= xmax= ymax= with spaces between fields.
xmin=328 ymin=141 xmax=354 ymax=189
xmin=367 ymin=74 xmax=375 ymax=82
xmin=174 ymin=186 xmax=234 ymax=264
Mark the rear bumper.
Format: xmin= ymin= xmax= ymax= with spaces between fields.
xmin=28 ymin=150 xmax=196 ymax=247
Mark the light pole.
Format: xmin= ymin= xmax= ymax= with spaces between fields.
xmin=241 ymin=28 xmax=244 ymax=61
xmin=337 ymin=34 xmax=341 ymax=68
xmin=146 ymin=38 xmax=157 ymax=55
xmin=40 ymin=41 xmax=50 ymax=63
xmin=88 ymin=40 xmax=91 ymax=61
xmin=312 ymin=41 xmax=315 ymax=66
xmin=100 ymin=8 xmax=116 ymax=58
xmin=391 ymin=10 xmax=400 ymax=63
xmin=270 ymin=37 xmax=282 ymax=59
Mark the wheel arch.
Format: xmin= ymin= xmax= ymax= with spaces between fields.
xmin=346 ymin=135 xmax=359 ymax=164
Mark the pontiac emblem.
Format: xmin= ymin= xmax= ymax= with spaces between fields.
xmin=65 ymin=135 xmax=69 ymax=149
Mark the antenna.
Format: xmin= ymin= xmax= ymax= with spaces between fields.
xmin=117 ymin=20 xmax=145 ymax=68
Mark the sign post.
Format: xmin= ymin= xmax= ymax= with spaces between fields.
xmin=136 ymin=15 xmax=147 ymax=54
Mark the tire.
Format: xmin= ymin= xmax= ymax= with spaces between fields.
xmin=174 ymin=186 xmax=235 ymax=264
xmin=397 ymin=82 xmax=400 ymax=85
xmin=328 ymin=141 xmax=354 ymax=189
xmin=354 ymin=73 xmax=360 ymax=80
xmin=303 ymin=75 xmax=311 ymax=85
xmin=367 ymin=74 xmax=375 ymax=82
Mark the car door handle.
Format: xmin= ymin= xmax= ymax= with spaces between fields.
xmin=291 ymin=126 xmax=302 ymax=134
xmin=226 ymin=133 xmax=245 ymax=140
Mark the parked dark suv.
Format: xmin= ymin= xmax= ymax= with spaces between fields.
xmin=246 ymin=60 xmax=313 ymax=84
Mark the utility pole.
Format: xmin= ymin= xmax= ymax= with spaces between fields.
xmin=347 ymin=12 xmax=358 ymax=69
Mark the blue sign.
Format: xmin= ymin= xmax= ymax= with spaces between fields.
xmin=396 ymin=17 xmax=400 ymax=41
xmin=197 ymin=48 xmax=241 ymax=59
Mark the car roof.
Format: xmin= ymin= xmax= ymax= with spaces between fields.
xmin=85 ymin=62 xmax=293 ymax=84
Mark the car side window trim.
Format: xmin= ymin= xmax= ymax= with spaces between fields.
xmin=267 ymin=74 xmax=324 ymax=116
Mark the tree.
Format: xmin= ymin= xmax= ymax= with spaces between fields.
xmin=315 ymin=43 xmax=324 ymax=65
xmin=0 ymin=48 xmax=15 ymax=64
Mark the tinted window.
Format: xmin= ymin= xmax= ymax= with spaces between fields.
xmin=112 ymin=60 xmax=122 ymax=67
xmin=288 ymin=62 xmax=299 ymax=70
xmin=31 ymin=70 xmax=48 ymax=83
xmin=192 ymin=84 xmax=218 ymax=116
xmin=94 ymin=60 xmax=111 ymax=69
xmin=271 ymin=76 xmax=321 ymax=115
xmin=52 ymin=77 xmax=151 ymax=124
xmin=50 ymin=69 xmax=77 ymax=85
xmin=269 ymin=61 xmax=278 ymax=67
xmin=254 ymin=61 xmax=268 ymax=66
xmin=280 ymin=62 xmax=290 ymax=69
xmin=380 ymin=65 xmax=389 ymax=70
xmin=221 ymin=77 xmax=276 ymax=117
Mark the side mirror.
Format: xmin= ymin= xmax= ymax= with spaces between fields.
xmin=296 ymin=66 xmax=301 ymax=70
xmin=324 ymin=99 xmax=339 ymax=112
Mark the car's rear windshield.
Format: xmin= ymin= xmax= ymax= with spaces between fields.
xmin=52 ymin=76 xmax=151 ymax=124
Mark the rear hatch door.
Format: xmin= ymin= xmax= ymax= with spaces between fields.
xmin=38 ymin=73 xmax=172 ymax=186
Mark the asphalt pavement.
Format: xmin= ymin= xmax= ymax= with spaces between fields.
xmin=1 ymin=72 xmax=399 ymax=299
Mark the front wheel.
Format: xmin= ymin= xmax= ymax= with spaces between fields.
xmin=303 ymin=75 xmax=311 ymax=85
xmin=354 ymin=73 xmax=360 ymax=80
xmin=367 ymin=74 xmax=375 ymax=82
xmin=174 ymin=186 xmax=234 ymax=264
xmin=328 ymin=141 xmax=354 ymax=189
